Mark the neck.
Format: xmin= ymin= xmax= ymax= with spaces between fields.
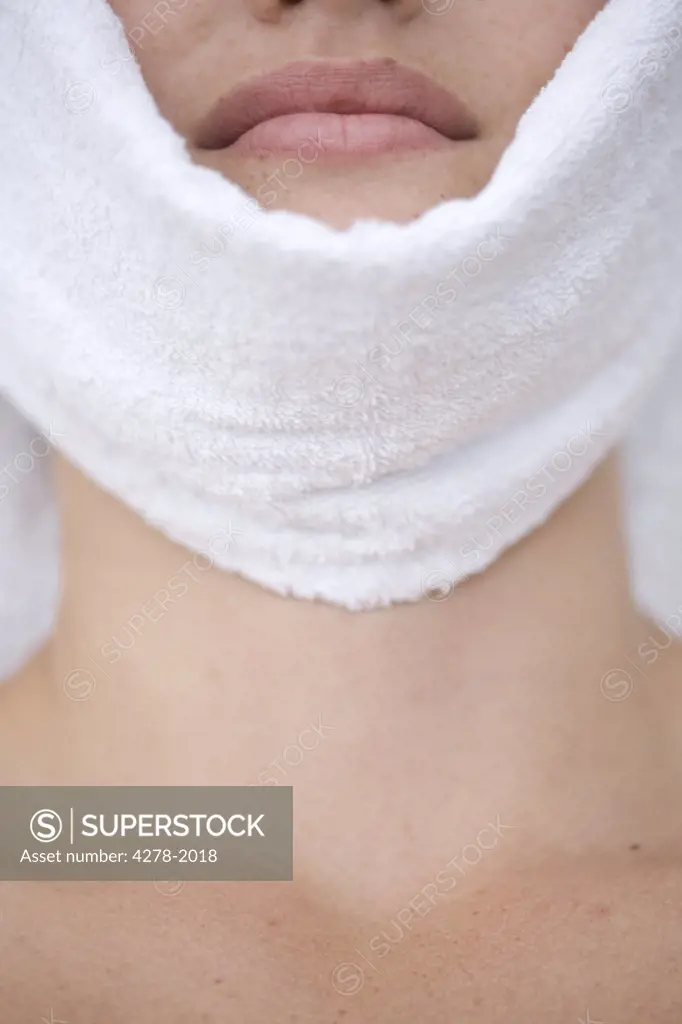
xmin=6 ymin=452 xmax=682 ymax=893
xmin=50 ymin=451 xmax=638 ymax=700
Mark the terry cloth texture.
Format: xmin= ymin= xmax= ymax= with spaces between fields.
xmin=0 ymin=0 xmax=681 ymax=677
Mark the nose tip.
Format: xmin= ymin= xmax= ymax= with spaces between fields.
xmin=250 ymin=0 xmax=424 ymax=25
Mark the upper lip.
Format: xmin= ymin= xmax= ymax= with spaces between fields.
xmin=196 ymin=58 xmax=479 ymax=150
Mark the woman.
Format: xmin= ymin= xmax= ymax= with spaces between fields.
xmin=0 ymin=0 xmax=681 ymax=1019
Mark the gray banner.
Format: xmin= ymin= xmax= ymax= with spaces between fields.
xmin=0 ymin=786 xmax=292 ymax=881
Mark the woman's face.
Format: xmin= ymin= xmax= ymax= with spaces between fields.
xmin=108 ymin=0 xmax=607 ymax=226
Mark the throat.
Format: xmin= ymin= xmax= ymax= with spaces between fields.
xmin=3 ymin=453 xmax=681 ymax=894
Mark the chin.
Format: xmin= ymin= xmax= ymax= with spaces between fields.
xmin=193 ymin=142 xmax=501 ymax=229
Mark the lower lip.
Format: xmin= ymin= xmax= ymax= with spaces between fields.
xmin=229 ymin=111 xmax=457 ymax=157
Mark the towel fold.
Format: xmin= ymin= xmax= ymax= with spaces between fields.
xmin=0 ymin=0 xmax=681 ymax=677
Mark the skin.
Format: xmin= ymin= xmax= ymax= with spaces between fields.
xmin=1 ymin=0 xmax=682 ymax=1020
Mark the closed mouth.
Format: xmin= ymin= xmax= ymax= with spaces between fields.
xmin=195 ymin=58 xmax=480 ymax=155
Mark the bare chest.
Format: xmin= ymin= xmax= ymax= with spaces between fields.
xmin=1 ymin=858 xmax=680 ymax=1024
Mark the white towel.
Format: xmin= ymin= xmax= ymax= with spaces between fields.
xmin=0 ymin=0 xmax=681 ymax=678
